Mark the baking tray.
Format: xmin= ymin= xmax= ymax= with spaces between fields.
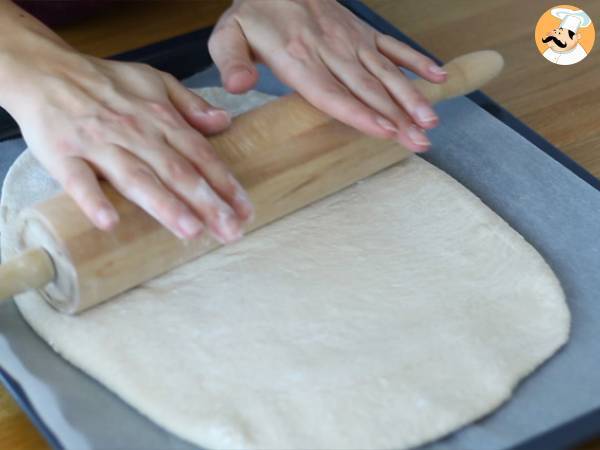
xmin=1 ymin=1 xmax=599 ymax=449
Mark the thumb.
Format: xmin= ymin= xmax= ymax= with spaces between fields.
xmin=208 ymin=20 xmax=258 ymax=94
xmin=159 ymin=72 xmax=231 ymax=135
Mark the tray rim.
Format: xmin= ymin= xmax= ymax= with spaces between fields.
xmin=1 ymin=1 xmax=598 ymax=449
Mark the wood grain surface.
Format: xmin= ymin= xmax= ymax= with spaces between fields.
xmin=1 ymin=1 xmax=598 ymax=449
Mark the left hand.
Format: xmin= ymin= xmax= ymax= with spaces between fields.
xmin=208 ymin=0 xmax=447 ymax=152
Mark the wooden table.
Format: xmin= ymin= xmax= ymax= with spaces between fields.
xmin=1 ymin=1 xmax=598 ymax=449
xmin=369 ymin=0 xmax=600 ymax=177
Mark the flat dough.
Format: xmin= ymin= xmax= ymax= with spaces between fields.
xmin=0 ymin=88 xmax=570 ymax=450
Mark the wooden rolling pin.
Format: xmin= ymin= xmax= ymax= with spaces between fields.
xmin=0 ymin=51 xmax=504 ymax=314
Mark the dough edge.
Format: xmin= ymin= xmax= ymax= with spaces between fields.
xmin=0 ymin=88 xmax=570 ymax=450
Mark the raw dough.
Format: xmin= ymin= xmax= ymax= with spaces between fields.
xmin=0 ymin=88 xmax=570 ymax=450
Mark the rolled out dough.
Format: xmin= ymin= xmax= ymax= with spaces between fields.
xmin=0 ymin=88 xmax=569 ymax=450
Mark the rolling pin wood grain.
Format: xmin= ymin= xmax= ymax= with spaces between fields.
xmin=0 ymin=51 xmax=504 ymax=314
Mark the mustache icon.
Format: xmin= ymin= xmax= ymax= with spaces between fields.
xmin=542 ymin=35 xmax=567 ymax=48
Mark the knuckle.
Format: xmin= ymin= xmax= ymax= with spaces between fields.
xmin=318 ymin=82 xmax=347 ymax=100
xmin=208 ymin=20 xmax=238 ymax=53
xmin=319 ymin=19 xmax=348 ymax=41
xmin=392 ymin=112 xmax=412 ymax=129
xmin=130 ymin=62 xmax=154 ymax=73
xmin=115 ymin=113 xmax=139 ymax=129
xmin=164 ymin=158 xmax=195 ymax=180
xmin=387 ymin=78 xmax=422 ymax=104
xmin=419 ymin=59 xmax=433 ymax=72
xmin=146 ymin=101 xmax=171 ymax=114
xmin=414 ymin=54 xmax=435 ymax=71
xmin=146 ymin=101 xmax=179 ymax=125
xmin=62 ymin=172 xmax=83 ymax=194
xmin=358 ymin=75 xmax=383 ymax=92
xmin=182 ymin=135 xmax=219 ymax=165
xmin=125 ymin=166 xmax=158 ymax=187
xmin=196 ymin=146 xmax=220 ymax=166
xmin=125 ymin=62 xmax=162 ymax=83
xmin=377 ymin=57 xmax=399 ymax=74
xmin=101 ymin=110 xmax=140 ymax=132
xmin=52 ymin=137 xmax=78 ymax=156
xmin=91 ymin=71 xmax=116 ymax=91
xmin=194 ymin=178 xmax=225 ymax=212
xmin=404 ymin=88 xmax=428 ymax=108
xmin=322 ymin=39 xmax=355 ymax=60
xmin=82 ymin=116 xmax=110 ymax=143
xmin=419 ymin=54 xmax=435 ymax=66
xmin=377 ymin=33 xmax=395 ymax=47
xmin=153 ymin=195 xmax=182 ymax=218
xmin=284 ymin=35 xmax=313 ymax=63
xmin=159 ymin=70 xmax=177 ymax=84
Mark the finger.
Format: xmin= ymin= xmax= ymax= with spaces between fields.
xmin=359 ymin=48 xmax=438 ymax=130
xmin=158 ymin=71 xmax=231 ymax=135
xmin=49 ymin=156 xmax=119 ymax=230
xmin=208 ymin=19 xmax=258 ymax=94
xmin=91 ymin=146 xmax=205 ymax=240
xmin=127 ymin=137 xmax=245 ymax=243
xmin=376 ymin=34 xmax=447 ymax=83
xmin=165 ymin=128 xmax=254 ymax=224
xmin=271 ymin=56 xmax=402 ymax=141
xmin=318 ymin=49 xmax=430 ymax=151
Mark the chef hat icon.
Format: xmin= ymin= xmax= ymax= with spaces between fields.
xmin=551 ymin=7 xmax=592 ymax=33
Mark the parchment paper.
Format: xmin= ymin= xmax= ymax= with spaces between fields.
xmin=0 ymin=65 xmax=598 ymax=450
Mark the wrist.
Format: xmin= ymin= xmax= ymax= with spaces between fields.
xmin=0 ymin=34 xmax=80 ymax=113
xmin=0 ymin=0 xmax=75 ymax=111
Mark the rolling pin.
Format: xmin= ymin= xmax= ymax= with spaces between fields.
xmin=0 ymin=50 xmax=504 ymax=314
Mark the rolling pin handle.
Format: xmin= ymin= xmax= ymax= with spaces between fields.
xmin=413 ymin=50 xmax=504 ymax=104
xmin=0 ymin=248 xmax=55 ymax=302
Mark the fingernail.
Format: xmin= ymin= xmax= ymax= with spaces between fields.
xmin=376 ymin=116 xmax=397 ymax=133
xmin=195 ymin=107 xmax=230 ymax=122
xmin=227 ymin=67 xmax=254 ymax=85
xmin=215 ymin=210 xmax=243 ymax=244
xmin=415 ymin=105 xmax=438 ymax=124
xmin=244 ymin=208 xmax=255 ymax=225
xmin=209 ymin=109 xmax=231 ymax=126
xmin=236 ymin=196 xmax=255 ymax=225
xmin=206 ymin=108 xmax=230 ymax=120
xmin=96 ymin=208 xmax=118 ymax=229
xmin=193 ymin=178 xmax=244 ymax=243
xmin=407 ymin=125 xmax=431 ymax=147
xmin=228 ymin=174 xmax=254 ymax=223
xmin=177 ymin=214 xmax=204 ymax=237
xmin=429 ymin=65 xmax=447 ymax=76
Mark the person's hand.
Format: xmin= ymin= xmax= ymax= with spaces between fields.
xmin=209 ymin=0 xmax=447 ymax=152
xmin=1 ymin=39 xmax=253 ymax=243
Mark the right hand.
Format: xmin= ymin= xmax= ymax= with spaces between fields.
xmin=209 ymin=0 xmax=447 ymax=152
xmin=2 ymin=39 xmax=252 ymax=243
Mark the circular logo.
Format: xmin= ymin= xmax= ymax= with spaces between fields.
xmin=535 ymin=4 xmax=595 ymax=65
